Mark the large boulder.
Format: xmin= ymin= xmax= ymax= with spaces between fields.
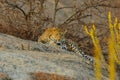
xmin=0 ymin=33 xmax=115 ymax=80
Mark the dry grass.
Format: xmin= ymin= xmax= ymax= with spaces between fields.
xmin=0 ymin=0 xmax=49 ymax=41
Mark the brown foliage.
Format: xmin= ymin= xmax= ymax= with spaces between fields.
xmin=0 ymin=73 xmax=11 ymax=80
xmin=29 ymin=72 xmax=74 ymax=80
xmin=0 ymin=0 xmax=120 ymax=54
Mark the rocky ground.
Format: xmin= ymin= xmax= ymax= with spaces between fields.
xmin=0 ymin=33 xmax=118 ymax=80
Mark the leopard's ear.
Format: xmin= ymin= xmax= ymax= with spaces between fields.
xmin=49 ymin=34 xmax=56 ymax=42
xmin=45 ymin=27 xmax=50 ymax=31
xmin=45 ymin=27 xmax=55 ymax=31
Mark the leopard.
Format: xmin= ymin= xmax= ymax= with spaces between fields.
xmin=38 ymin=27 xmax=66 ymax=46
xmin=38 ymin=27 xmax=94 ymax=65
xmin=58 ymin=39 xmax=94 ymax=65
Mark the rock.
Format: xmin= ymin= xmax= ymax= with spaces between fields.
xmin=0 ymin=33 xmax=117 ymax=80
xmin=0 ymin=49 xmax=95 ymax=80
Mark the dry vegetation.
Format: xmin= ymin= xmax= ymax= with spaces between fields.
xmin=29 ymin=72 xmax=74 ymax=80
xmin=0 ymin=0 xmax=120 ymax=55
xmin=85 ymin=12 xmax=120 ymax=80
xmin=0 ymin=73 xmax=10 ymax=80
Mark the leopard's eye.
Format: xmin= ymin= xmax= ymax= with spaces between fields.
xmin=56 ymin=42 xmax=61 ymax=45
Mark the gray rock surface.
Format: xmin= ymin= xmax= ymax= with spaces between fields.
xmin=0 ymin=33 xmax=114 ymax=80
xmin=0 ymin=49 xmax=94 ymax=80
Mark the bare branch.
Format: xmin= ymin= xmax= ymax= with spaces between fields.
xmin=56 ymin=6 xmax=73 ymax=11
xmin=5 ymin=0 xmax=27 ymax=19
xmin=53 ymin=0 xmax=59 ymax=26
xmin=97 ymin=4 xmax=120 ymax=8
xmin=61 ymin=0 xmax=120 ymax=25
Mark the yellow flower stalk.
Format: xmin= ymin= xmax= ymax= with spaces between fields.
xmin=85 ymin=25 xmax=102 ymax=80
xmin=108 ymin=38 xmax=116 ymax=80
xmin=84 ymin=12 xmax=120 ymax=80
xmin=108 ymin=12 xmax=120 ymax=80
xmin=108 ymin=12 xmax=116 ymax=80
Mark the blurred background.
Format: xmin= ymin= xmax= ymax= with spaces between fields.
xmin=0 ymin=0 xmax=120 ymax=56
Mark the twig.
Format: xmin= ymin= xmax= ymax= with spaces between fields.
xmin=5 ymin=0 xmax=27 ymax=19
xmin=56 ymin=6 xmax=73 ymax=11
xmin=61 ymin=0 xmax=120 ymax=25
xmin=53 ymin=0 xmax=59 ymax=26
